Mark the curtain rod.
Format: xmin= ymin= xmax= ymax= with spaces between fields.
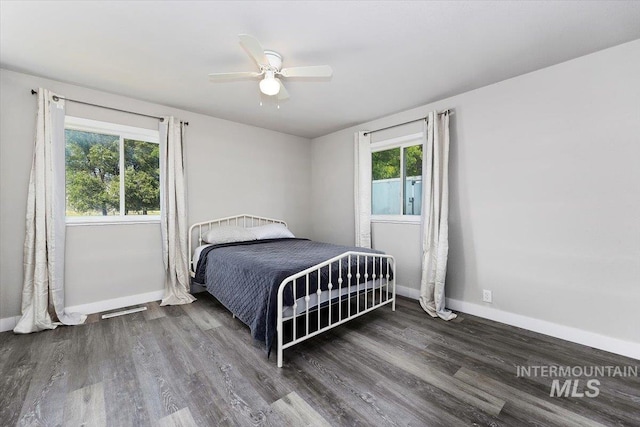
xmin=30 ymin=89 xmax=189 ymax=125
xmin=363 ymin=109 xmax=452 ymax=136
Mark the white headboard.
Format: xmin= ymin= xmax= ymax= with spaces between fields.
xmin=189 ymin=214 xmax=287 ymax=277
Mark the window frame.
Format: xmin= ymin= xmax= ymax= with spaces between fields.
xmin=64 ymin=116 xmax=161 ymax=226
xmin=370 ymin=132 xmax=424 ymax=224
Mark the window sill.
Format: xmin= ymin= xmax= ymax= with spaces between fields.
xmin=371 ymin=216 xmax=421 ymax=225
xmin=66 ymin=217 xmax=161 ymax=226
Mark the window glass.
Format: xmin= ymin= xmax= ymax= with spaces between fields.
xmin=371 ymin=141 xmax=424 ymax=219
xmin=65 ymin=129 xmax=120 ymax=217
xmin=372 ymin=147 xmax=401 ymax=215
xmin=404 ymin=144 xmax=422 ymax=215
xmin=124 ymin=139 xmax=160 ymax=215
xmin=64 ymin=117 xmax=160 ymax=223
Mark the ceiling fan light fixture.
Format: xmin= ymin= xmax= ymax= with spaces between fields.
xmin=259 ymin=73 xmax=280 ymax=96
xmin=208 ymin=35 xmax=332 ymax=101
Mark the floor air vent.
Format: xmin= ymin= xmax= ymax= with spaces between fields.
xmin=101 ymin=306 xmax=147 ymax=319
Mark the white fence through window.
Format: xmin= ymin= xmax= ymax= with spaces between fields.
xmin=372 ymin=176 xmax=422 ymax=215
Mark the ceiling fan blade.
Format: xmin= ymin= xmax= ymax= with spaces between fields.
xmin=275 ymin=79 xmax=289 ymax=100
xmin=208 ymin=71 xmax=262 ymax=81
xmin=239 ymin=34 xmax=269 ymax=67
xmin=280 ymin=65 xmax=333 ymax=78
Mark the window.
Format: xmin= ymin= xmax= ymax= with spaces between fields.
xmin=64 ymin=117 xmax=160 ymax=224
xmin=371 ymin=133 xmax=423 ymax=221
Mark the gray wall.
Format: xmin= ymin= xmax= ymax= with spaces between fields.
xmin=0 ymin=68 xmax=311 ymax=319
xmin=310 ymin=40 xmax=640 ymax=343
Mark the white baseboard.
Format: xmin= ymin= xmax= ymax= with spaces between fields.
xmin=0 ymin=315 xmax=21 ymax=333
xmin=391 ymin=286 xmax=639 ymax=360
xmin=395 ymin=284 xmax=420 ymax=300
xmin=65 ymin=289 xmax=165 ymax=316
xmin=6 ymin=285 xmax=637 ymax=360
xmin=1 ymin=289 xmax=166 ymax=333
xmin=445 ymin=298 xmax=640 ymax=361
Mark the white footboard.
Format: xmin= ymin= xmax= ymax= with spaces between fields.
xmin=276 ymin=251 xmax=396 ymax=368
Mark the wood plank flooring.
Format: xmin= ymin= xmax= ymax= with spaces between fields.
xmin=0 ymin=295 xmax=638 ymax=426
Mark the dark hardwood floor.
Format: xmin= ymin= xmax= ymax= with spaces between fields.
xmin=0 ymin=294 xmax=638 ymax=426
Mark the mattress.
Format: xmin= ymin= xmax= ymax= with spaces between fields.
xmin=281 ymin=278 xmax=382 ymax=318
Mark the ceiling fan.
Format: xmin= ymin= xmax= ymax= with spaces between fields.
xmin=208 ymin=34 xmax=333 ymax=101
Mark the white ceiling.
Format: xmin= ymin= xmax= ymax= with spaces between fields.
xmin=2 ymin=1 xmax=639 ymax=139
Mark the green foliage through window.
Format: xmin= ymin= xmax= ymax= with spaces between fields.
xmin=65 ymin=130 xmax=120 ymax=216
xmin=372 ymin=148 xmax=401 ymax=180
xmin=65 ymin=128 xmax=160 ymax=217
xmin=124 ymin=139 xmax=160 ymax=215
xmin=404 ymin=145 xmax=422 ymax=177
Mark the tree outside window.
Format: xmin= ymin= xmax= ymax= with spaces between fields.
xmin=64 ymin=118 xmax=160 ymax=222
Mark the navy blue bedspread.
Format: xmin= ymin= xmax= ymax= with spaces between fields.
xmin=194 ymin=238 xmax=391 ymax=352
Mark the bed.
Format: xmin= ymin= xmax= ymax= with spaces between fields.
xmin=189 ymin=214 xmax=396 ymax=367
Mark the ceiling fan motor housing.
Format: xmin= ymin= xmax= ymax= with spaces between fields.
xmin=264 ymin=50 xmax=282 ymax=71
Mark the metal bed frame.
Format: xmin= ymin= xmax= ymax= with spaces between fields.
xmin=189 ymin=214 xmax=396 ymax=367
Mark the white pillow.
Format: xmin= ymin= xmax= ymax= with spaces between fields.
xmin=249 ymin=223 xmax=295 ymax=240
xmin=202 ymin=226 xmax=256 ymax=245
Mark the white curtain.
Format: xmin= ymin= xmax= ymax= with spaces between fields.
xmin=419 ymin=111 xmax=457 ymax=321
xmin=15 ymin=88 xmax=87 ymax=333
xmin=354 ymin=131 xmax=372 ymax=248
xmin=159 ymin=117 xmax=196 ymax=306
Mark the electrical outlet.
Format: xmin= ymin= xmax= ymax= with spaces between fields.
xmin=482 ymin=289 xmax=493 ymax=303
